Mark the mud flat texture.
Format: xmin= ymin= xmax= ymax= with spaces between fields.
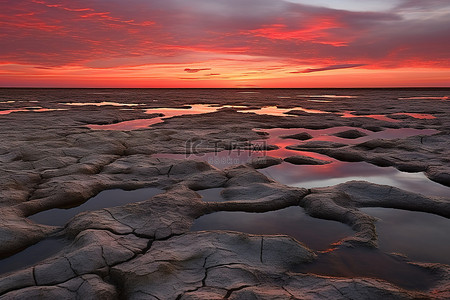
xmin=0 ymin=88 xmax=449 ymax=299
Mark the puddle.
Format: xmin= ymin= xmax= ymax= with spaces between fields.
xmin=259 ymin=161 xmax=450 ymax=197
xmin=90 ymin=104 xmax=246 ymax=130
xmin=191 ymin=206 xmax=353 ymax=250
xmin=196 ymin=188 xmax=225 ymax=202
xmin=258 ymin=126 xmax=439 ymax=146
xmin=145 ymin=104 xmax=221 ymax=117
xmin=29 ymin=187 xmax=162 ymax=226
xmin=0 ymin=237 xmax=70 ymax=275
xmin=360 ymin=208 xmax=450 ymax=264
xmin=306 ymin=99 xmax=332 ymax=103
xmin=297 ymin=95 xmax=358 ymax=99
xmin=392 ymin=113 xmax=436 ymax=119
xmin=237 ymin=106 xmax=329 ymax=116
xmin=61 ymin=101 xmax=143 ymax=107
xmin=0 ymin=109 xmax=26 ymax=115
xmin=88 ymin=118 xmax=162 ymax=130
xmin=252 ymin=127 xmax=446 ymax=197
xmin=297 ymin=247 xmax=437 ymax=291
xmin=145 ymin=104 xmax=247 ymax=116
xmin=154 ymin=126 xmax=439 ymax=172
xmin=0 ymin=108 xmax=66 ymax=115
xmin=340 ymin=111 xmax=401 ymax=123
xmin=398 ymin=96 xmax=448 ymax=100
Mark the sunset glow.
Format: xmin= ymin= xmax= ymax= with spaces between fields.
xmin=1 ymin=0 xmax=449 ymax=87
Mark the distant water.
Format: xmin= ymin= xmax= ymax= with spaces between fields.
xmin=0 ymin=88 xmax=449 ymax=107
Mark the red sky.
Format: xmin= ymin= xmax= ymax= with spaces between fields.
xmin=0 ymin=0 xmax=449 ymax=87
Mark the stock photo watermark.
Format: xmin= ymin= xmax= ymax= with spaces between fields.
xmin=185 ymin=138 xmax=268 ymax=166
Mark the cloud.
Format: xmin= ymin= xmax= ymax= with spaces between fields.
xmin=0 ymin=0 xmax=448 ymax=78
xmin=291 ymin=64 xmax=367 ymax=73
xmin=184 ymin=68 xmax=211 ymax=73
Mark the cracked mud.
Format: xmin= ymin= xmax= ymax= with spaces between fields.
xmin=0 ymin=89 xmax=449 ymax=299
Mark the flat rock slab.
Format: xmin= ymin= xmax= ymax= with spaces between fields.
xmin=284 ymin=155 xmax=332 ymax=165
xmin=246 ymin=156 xmax=282 ymax=169
xmin=333 ymin=129 xmax=368 ymax=139
xmin=281 ymin=132 xmax=313 ymax=140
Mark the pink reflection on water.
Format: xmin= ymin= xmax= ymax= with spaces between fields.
xmin=88 ymin=118 xmax=163 ymax=130
xmin=62 ymin=101 xmax=143 ymax=107
xmin=341 ymin=111 xmax=401 ymax=122
xmin=0 ymin=109 xmax=25 ymax=115
xmin=398 ymin=96 xmax=448 ymax=100
xmin=238 ymin=106 xmax=329 ymax=116
xmin=297 ymin=95 xmax=358 ymax=99
xmin=260 ymin=127 xmax=439 ymax=146
xmin=153 ymin=126 xmax=439 ymax=170
xmin=392 ymin=113 xmax=436 ymax=119
xmin=145 ymin=104 xmax=221 ymax=117
xmin=0 ymin=108 xmax=66 ymax=115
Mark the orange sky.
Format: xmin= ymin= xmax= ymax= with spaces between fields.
xmin=1 ymin=0 xmax=449 ymax=87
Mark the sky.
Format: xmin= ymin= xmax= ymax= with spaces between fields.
xmin=0 ymin=0 xmax=449 ymax=88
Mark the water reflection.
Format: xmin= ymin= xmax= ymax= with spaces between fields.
xmin=297 ymin=247 xmax=437 ymax=291
xmin=297 ymin=95 xmax=358 ymax=99
xmin=0 ymin=237 xmax=69 ymax=275
xmin=306 ymin=99 xmax=332 ymax=103
xmin=145 ymin=104 xmax=220 ymax=117
xmin=90 ymin=104 xmax=247 ymax=130
xmin=360 ymin=208 xmax=450 ymax=264
xmin=196 ymin=188 xmax=225 ymax=202
xmin=0 ymin=107 xmax=66 ymax=115
xmin=62 ymin=101 xmax=143 ymax=107
xmin=392 ymin=113 xmax=436 ymax=119
xmin=154 ymin=126 xmax=440 ymax=177
xmin=88 ymin=118 xmax=163 ymax=130
xmin=259 ymin=162 xmax=450 ymax=197
xmin=237 ymin=106 xmax=329 ymax=116
xmin=398 ymin=96 xmax=448 ymax=100
xmin=340 ymin=111 xmax=401 ymax=123
xmin=191 ymin=207 xmax=353 ymax=250
xmin=85 ymin=102 xmax=440 ymax=131
xmin=259 ymin=126 xmax=439 ymax=146
xmin=29 ymin=187 xmax=162 ymax=226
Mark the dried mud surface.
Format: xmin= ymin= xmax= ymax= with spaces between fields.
xmin=0 ymin=88 xmax=449 ymax=299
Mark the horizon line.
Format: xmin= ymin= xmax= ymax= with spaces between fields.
xmin=1 ymin=86 xmax=449 ymax=89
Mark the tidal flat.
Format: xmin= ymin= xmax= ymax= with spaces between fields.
xmin=0 ymin=88 xmax=449 ymax=299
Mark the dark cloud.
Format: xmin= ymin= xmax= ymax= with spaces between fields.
xmin=291 ymin=64 xmax=367 ymax=73
xmin=184 ymin=68 xmax=211 ymax=73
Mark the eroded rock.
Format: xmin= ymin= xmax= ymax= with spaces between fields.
xmin=281 ymin=132 xmax=313 ymax=141
xmin=246 ymin=156 xmax=282 ymax=169
xmin=333 ymin=129 xmax=368 ymax=139
xmin=284 ymin=155 xmax=332 ymax=165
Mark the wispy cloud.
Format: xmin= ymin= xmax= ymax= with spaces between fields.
xmin=184 ymin=68 xmax=211 ymax=73
xmin=291 ymin=64 xmax=367 ymax=73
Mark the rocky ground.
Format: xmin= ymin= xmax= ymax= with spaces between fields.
xmin=0 ymin=89 xmax=449 ymax=299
